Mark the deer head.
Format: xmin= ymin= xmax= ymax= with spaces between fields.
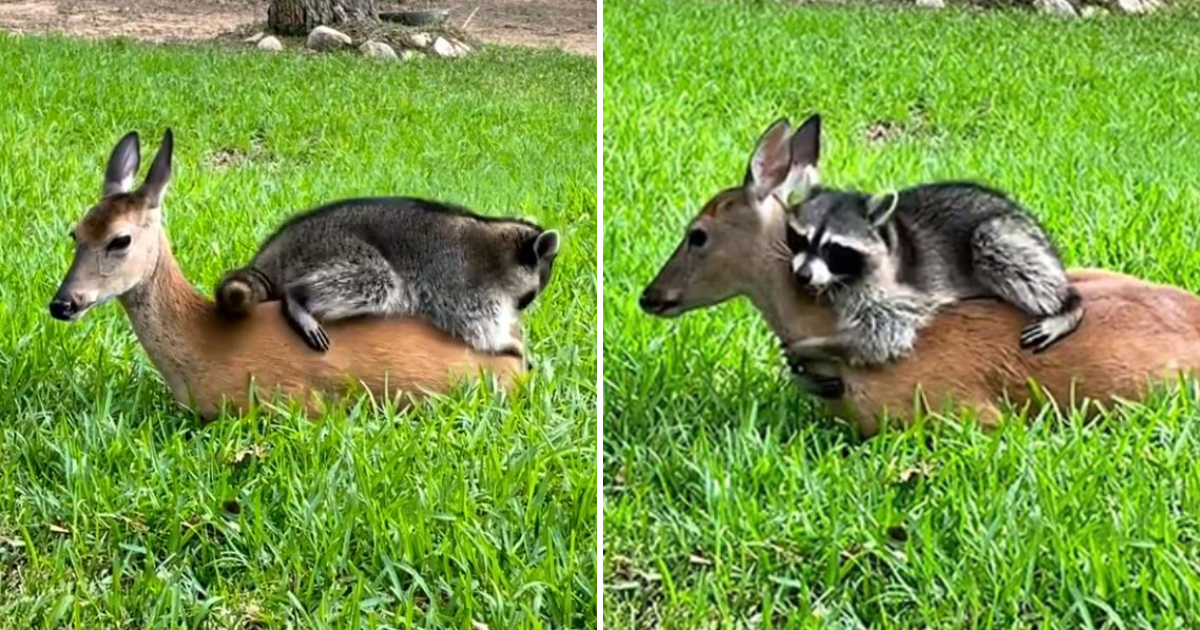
xmin=639 ymin=114 xmax=822 ymax=316
xmin=50 ymin=130 xmax=174 ymax=321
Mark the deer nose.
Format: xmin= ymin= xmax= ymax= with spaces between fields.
xmin=639 ymin=287 xmax=682 ymax=314
xmin=49 ymin=297 xmax=77 ymax=321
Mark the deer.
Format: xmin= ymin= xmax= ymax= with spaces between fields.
xmin=638 ymin=118 xmax=1200 ymax=436
xmin=48 ymin=129 xmax=526 ymax=421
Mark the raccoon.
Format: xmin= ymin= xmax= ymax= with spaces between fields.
xmin=783 ymin=182 xmax=1084 ymax=368
xmin=214 ymin=197 xmax=560 ymax=356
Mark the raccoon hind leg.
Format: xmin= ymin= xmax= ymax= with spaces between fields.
xmin=282 ymin=247 xmax=403 ymax=353
xmin=282 ymin=285 xmax=331 ymax=352
xmin=298 ymin=261 xmax=403 ymax=322
xmin=1018 ymin=285 xmax=1082 ymax=353
xmin=970 ymin=216 xmax=1084 ymax=352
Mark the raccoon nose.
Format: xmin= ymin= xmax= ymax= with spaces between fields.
xmin=794 ymin=266 xmax=812 ymax=286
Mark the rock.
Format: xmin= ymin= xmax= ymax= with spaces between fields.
xmin=257 ymin=36 xmax=283 ymax=52
xmin=915 ymin=0 xmax=945 ymax=8
xmin=243 ymin=31 xmax=265 ymax=44
xmin=307 ymin=25 xmax=352 ymax=51
xmin=1080 ymin=5 xmax=1109 ymax=16
xmin=400 ymin=49 xmax=419 ymax=61
xmin=360 ymin=40 xmax=398 ymax=60
xmin=432 ymin=36 xmax=459 ymax=58
xmin=451 ymin=40 xmax=472 ymax=56
xmin=1036 ymin=0 xmax=1078 ymax=17
xmin=1116 ymin=0 xmax=1160 ymax=12
xmin=403 ymin=32 xmax=433 ymax=49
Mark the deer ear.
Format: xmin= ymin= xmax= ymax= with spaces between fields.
xmin=103 ymin=131 xmax=140 ymax=197
xmin=140 ymin=129 xmax=173 ymax=208
xmin=866 ymin=191 xmax=899 ymax=228
xmin=789 ymin=113 xmax=821 ymax=194
xmin=743 ymin=117 xmax=793 ymax=198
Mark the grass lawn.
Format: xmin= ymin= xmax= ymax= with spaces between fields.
xmin=0 ymin=35 xmax=596 ymax=629
xmin=603 ymin=1 xmax=1200 ymax=627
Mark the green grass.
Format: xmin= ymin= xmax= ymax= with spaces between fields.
xmin=0 ymin=35 xmax=596 ymax=628
xmin=603 ymin=1 xmax=1200 ymax=627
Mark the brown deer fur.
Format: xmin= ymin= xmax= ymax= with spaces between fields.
xmin=124 ymin=234 xmax=524 ymax=420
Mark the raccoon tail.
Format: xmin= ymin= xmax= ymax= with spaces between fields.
xmin=215 ymin=267 xmax=272 ymax=317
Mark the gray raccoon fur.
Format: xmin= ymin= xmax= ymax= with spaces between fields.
xmin=215 ymin=197 xmax=559 ymax=355
xmin=784 ymin=182 xmax=1083 ymax=367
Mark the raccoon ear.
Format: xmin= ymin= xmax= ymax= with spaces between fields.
xmin=533 ymin=230 xmax=560 ymax=260
xmin=866 ymin=191 xmax=899 ymax=228
xmin=744 ymin=117 xmax=794 ymax=199
xmin=522 ymin=230 xmax=559 ymax=265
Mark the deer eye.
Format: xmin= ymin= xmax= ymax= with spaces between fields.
xmin=687 ymin=228 xmax=708 ymax=248
xmin=107 ymin=235 xmax=132 ymax=252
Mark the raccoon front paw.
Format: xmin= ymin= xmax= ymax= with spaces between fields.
xmin=785 ymin=358 xmax=845 ymax=399
xmin=783 ymin=341 xmax=827 ymax=370
xmin=793 ymin=371 xmax=846 ymax=399
xmin=784 ymin=349 xmax=804 ymax=373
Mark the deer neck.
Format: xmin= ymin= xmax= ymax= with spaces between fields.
xmin=118 ymin=233 xmax=210 ymax=401
xmin=743 ymin=218 xmax=838 ymax=343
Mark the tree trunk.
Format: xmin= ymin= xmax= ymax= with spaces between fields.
xmin=268 ymin=0 xmax=377 ymax=35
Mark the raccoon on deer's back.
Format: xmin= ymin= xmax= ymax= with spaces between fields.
xmin=215 ymin=197 xmax=560 ymax=356
xmin=781 ymin=114 xmax=1084 ymax=368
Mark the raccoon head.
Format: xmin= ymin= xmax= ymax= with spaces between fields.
xmin=512 ymin=227 xmax=560 ymax=311
xmin=785 ymin=189 xmax=899 ymax=292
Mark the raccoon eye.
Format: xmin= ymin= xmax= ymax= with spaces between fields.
xmin=823 ymin=243 xmax=865 ymax=278
xmin=687 ymin=228 xmax=708 ymax=249
xmin=107 ymin=235 xmax=132 ymax=253
xmin=785 ymin=224 xmax=809 ymax=253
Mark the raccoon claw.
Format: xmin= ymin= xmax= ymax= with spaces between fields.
xmin=785 ymin=353 xmax=802 ymax=371
xmin=788 ymin=366 xmax=845 ymax=399
xmin=785 ymin=358 xmax=845 ymax=399
xmin=302 ymin=325 xmax=330 ymax=352
xmin=286 ymin=318 xmax=330 ymax=352
xmin=798 ymin=374 xmax=846 ymax=399
xmin=1019 ymin=323 xmax=1053 ymax=353
xmin=783 ymin=344 xmax=808 ymax=372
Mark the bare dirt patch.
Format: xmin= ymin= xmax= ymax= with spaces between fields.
xmin=0 ymin=0 xmax=596 ymax=55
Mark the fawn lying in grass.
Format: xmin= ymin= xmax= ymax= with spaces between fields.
xmin=49 ymin=130 xmax=525 ymax=420
xmin=640 ymin=119 xmax=1200 ymax=435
